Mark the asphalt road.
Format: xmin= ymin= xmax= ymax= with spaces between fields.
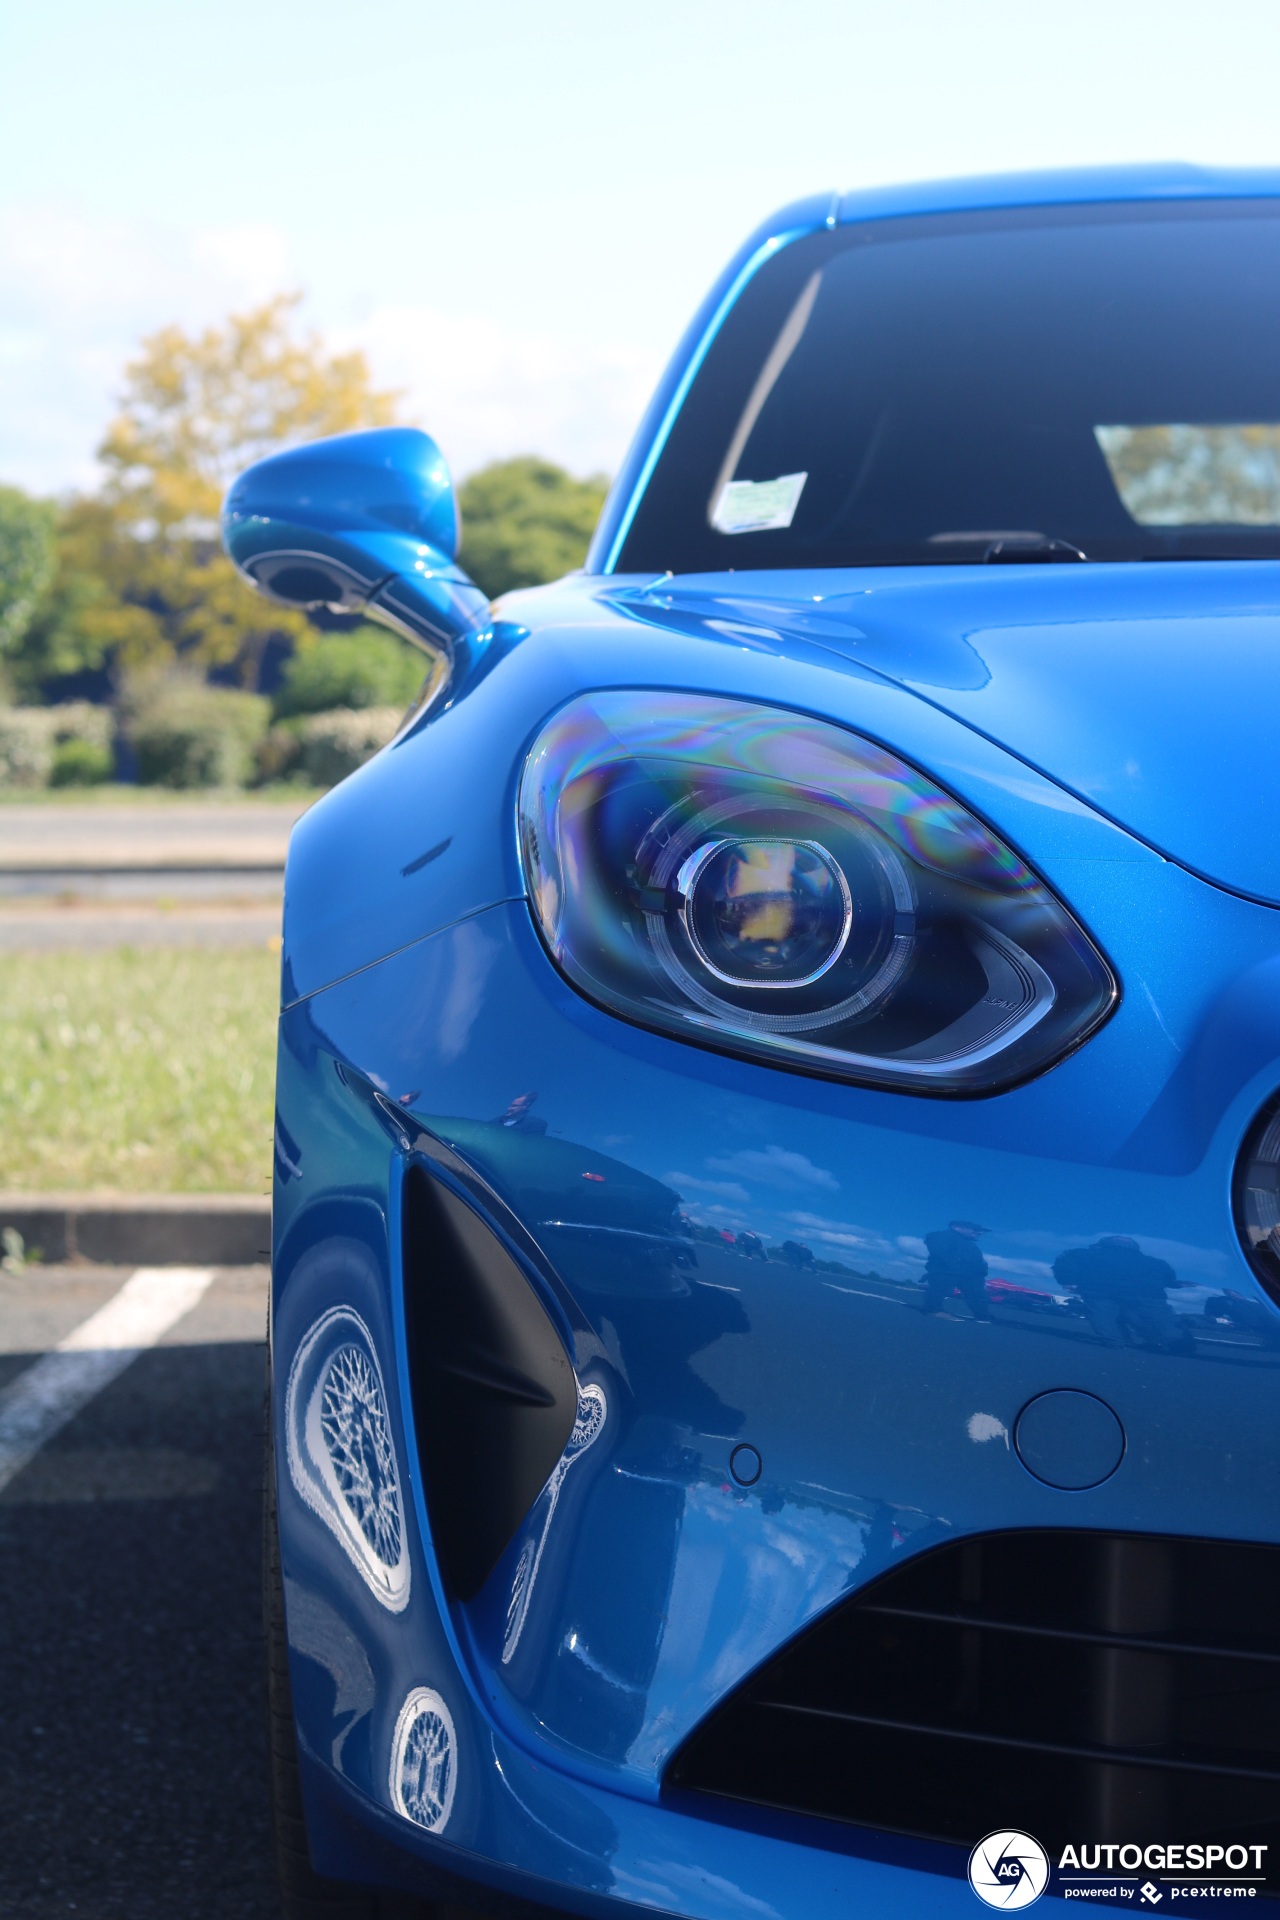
xmin=0 ymin=1263 xmax=277 ymax=1919
xmin=0 ymin=796 xmax=299 ymax=941
xmin=0 ymin=799 xmax=305 ymax=871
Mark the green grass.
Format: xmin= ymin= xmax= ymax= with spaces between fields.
xmin=0 ymin=947 xmax=279 ymax=1193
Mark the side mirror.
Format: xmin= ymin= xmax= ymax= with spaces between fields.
xmin=221 ymin=427 xmax=489 ymax=682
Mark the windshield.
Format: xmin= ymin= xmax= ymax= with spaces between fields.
xmin=615 ymin=201 xmax=1280 ymax=571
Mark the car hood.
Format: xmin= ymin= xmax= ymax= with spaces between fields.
xmin=621 ymin=562 xmax=1280 ymax=906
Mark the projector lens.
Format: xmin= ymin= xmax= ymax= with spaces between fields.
xmin=678 ymin=838 xmax=853 ymax=989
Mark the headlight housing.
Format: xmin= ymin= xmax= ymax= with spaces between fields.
xmin=1235 ymin=1096 xmax=1280 ymax=1302
xmin=518 ymin=692 xmax=1117 ymax=1095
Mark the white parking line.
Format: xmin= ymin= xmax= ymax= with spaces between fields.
xmin=0 ymin=1267 xmax=215 ymax=1494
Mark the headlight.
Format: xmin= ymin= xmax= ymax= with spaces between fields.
xmin=1235 ymin=1096 xmax=1280 ymax=1302
xmin=518 ymin=692 xmax=1117 ymax=1095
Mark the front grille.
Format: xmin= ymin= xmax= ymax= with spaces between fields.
xmin=668 ymin=1530 xmax=1280 ymax=1872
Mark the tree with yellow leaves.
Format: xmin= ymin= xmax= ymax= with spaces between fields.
xmin=17 ymin=296 xmax=400 ymax=694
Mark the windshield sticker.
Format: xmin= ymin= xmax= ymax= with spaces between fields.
xmin=712 ymin=471 xmax=808 ymax=535
xmin=1096 ymin=423 xmax=1280 ymax=525
xmin=706 ymin=269 xmax=823 ymax=524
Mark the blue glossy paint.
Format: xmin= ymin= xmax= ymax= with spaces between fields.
xmin=222 ymin=425 xmax=489 ymax=658
xmin=1013 ymin=1389 xmax=1126 ymax=1491
xmin=282 ymin=888 xmax=1279 ymax=1767
xmin=226 ymin=425 xmax=461 ymax=560
xmin=611 ymin=565 xmax=1280 ymax=906
xmin=271 ymin=861 xmax=1280 ymax=1909
xmin=835 ymin=160 xmax=1280 ymax=228
xmin=234 ymin=170 xmax=1280 ymax=1918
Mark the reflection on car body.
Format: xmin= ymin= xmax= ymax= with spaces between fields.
xmin=983 ymin=1274 xmax=1084 ymax=1316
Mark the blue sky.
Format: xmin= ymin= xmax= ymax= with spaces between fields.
xmin=4 ymin=0 xmax=1280 ymax=492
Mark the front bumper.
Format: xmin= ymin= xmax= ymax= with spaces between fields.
xmin=272 ymin=857 xmax=1280 ymax=1914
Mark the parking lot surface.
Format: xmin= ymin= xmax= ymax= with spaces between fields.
xmin=0 ymin=1263 xmax=277 ymax=1918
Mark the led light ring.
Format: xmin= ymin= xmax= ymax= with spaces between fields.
xmin=641 ymin=792 xmax=916 ymax=1034
xmin=897 ymin=926 xmax=1056 ymax=1065
xmin=641 ymin=788 xmax=915 ymax=914
xmin=674 ymin=837 xmax=854 ymax=990
xmin=653 ymin=921 xmax=917 ymax=1034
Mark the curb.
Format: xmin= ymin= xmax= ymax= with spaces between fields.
xmin=0 ymin=1192 xmax=271 ymax=1267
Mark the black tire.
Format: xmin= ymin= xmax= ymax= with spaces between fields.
xmin=264 ymin=1379 xmax=439 ymax=1920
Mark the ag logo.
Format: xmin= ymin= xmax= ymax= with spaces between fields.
xmin=968 ymin=1830 xmax=1050 ymax=1909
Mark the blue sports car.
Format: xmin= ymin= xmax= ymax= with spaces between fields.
xmin=227 ymin=167 xmax=1280 ymax=1918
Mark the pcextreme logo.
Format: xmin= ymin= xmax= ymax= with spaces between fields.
xmin=969 ymin=1831 xmax=1051 ymax=1909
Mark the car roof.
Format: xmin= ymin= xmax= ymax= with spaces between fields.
xmin=833 ymin=161 xmax=1280 ymax=228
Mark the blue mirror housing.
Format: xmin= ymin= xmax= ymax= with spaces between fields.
xmin=222 ymin=427 xmax=489 ymax=674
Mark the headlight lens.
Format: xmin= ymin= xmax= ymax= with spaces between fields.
xmin=677 ymin=836 xmax=853 ymax=990
xmin=1235 ymin=1096 xmax=1280 ymax=1302
xmin=518 ymin=692 xmax=1117 ymax=1094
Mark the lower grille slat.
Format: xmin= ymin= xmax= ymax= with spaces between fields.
xmin=754 ymin=1698 xmax=1280 ymax=1782
xmin=668 ymin=1530 xmax=1280 ymax=1879
xmin=861 ymin=1601 xmax=1280 ymax=1665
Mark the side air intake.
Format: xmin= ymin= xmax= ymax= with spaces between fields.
xmin=668 ymin=1530 xmax=1280 ymax=1879
xmin=402 ymin=1164 xmax=576 ymax=1600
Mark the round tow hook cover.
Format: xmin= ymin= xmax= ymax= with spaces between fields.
xmin=1014 ymin=1389 xmax=1125 ymax=1490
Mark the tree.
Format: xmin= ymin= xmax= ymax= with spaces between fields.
xmin=457 ymin=457 xmax=609 ymax=600
xmin=99 ymin=292 xmax=398 ymax=526
xmin=15 ymin=495 xmax=173 ymax=700
xmin=271 ymin=625 xmax=427 ymax=719
xmin=0 ymin=487 xmax=56 ymax=686
xmin=20 ymin=296 xmax=401 ymax=695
